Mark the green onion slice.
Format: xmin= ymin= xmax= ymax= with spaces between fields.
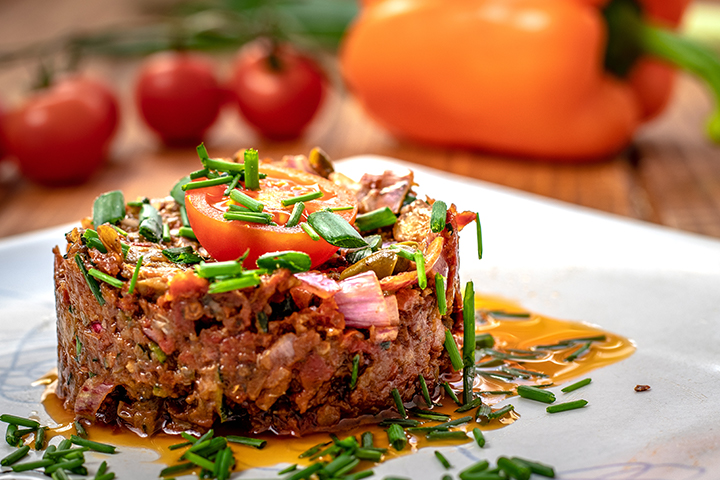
xmin=256 ymin=251 xmax=311 ymax=273
xmin=286 ymin=202 xmax=305 ymax=228
xmin=435 ymin=273 xmax=447 ymax=315
xmin=307 ymin=210 xmax=367 ymax=248
xmin=444 ymin=329 xmax=463 ymax=371
xmin=128 ymin=256 xmax=143 ymax=295
xmin=209 ymin=274 xmax=261 ymax=294
xmin=163 ymin=246 xmax=203 ymax=264
xmin=354 ymin=207 xmax=397 ymax=232
xmin=182 ymin=175 xmax=234 ymax=191
xmin=229 ymin=189 xmax=264 ymax=213
xmin=561 ymin=378 xmax=592 ymax=393
xmin=546 ymin=399 xmax=588 ymax=413
xmin=195 ymin=259 xmax=245 ymax=279
xmin=75 ymin=254 xmax=104 ymax=305
xmin=476 ymin=212 xmax=483 ymax=259
xmin=88 ymin=269 xmax=123 ymax=289
xmin=430 ymin=201 xmax=448 ymax=233
xmin=517 ymin=385 xmax=556 ymax=404
xmin=281 ymin=190 xmax=323 ymax=207
xmin=93 ymin=190 xmax=125 ymax=228
xmin=244 ymin=148 xmax=260 ymax=190
xmin=223 ymin=211 xmax=273 ymax=224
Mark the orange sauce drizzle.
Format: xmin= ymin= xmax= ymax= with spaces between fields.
xmin=39 ymin=295 xmax=635 ymax=474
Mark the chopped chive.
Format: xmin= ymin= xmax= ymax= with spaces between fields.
xmin=561 ymin=378 xmax=592 ymax=393
xmin=334 ymin=459 xmax=361 ymax=477
xmin=344 ymin=471 xmax=374 ymax=480
xmin=328 ymin=205 xmax=353 ymax=212
xmin=480 ymin=390 xmax=514 ymax=395
xmin=195 ymin=259 xmax=244 ymax=278
xmin=350 ymin=354 xmax=360 ymax=390
xmin=35 ymin=426 xmax=46 ymax=450
xmin=412 ymin=412 xmax=451 ymax=422
xmin=57 ymin=439 xmax=72 ymax=451
xmin=546 ymin=399 xmax=588 ymax=413
xmin=502 ymin=366 xmax=549 ymax=378
xmin=88 ymin=269 xmax=123 ymax=289
xmin=354 ymin=207 xmax=397 ymax=232
xmin=112 ymin=225 xmax=129 ymax=236
xmin=419 ymin=376 xmax=433 ymax=407
xmin=475 ymin=333 xmax=495 ymax=349
xmin=51 ymin=468 xmax=72 ymax=480
xmin=379 ymin=418 xmax=419 ymax=427
xmin=83 ymin=229 xmax=107 ymax=253
xmin=70 ymin=435 xmax=116 ymax=454
xmin=565 ymin=341 xmax=592 ymax=362
xmin=286 ymin=202 xmax=305 ymax=228
xmin=159 ymin=462 xmax=194 ymax=477
xmin=168 ymin=440 xmax=193 ymax=451
xmin=74 ymin=420 xmax=87 ymax=438
xmin=96 ymin=473 xmax=115 ymax=480
xmin=475 ymin=212 xmax=483 ymax=259
xmin=300 ymin=222 xmax=320 ymax=240
xmin=226 ymin=435 xmax=266 ymax=449
xmin=75 ymin=254 xmax=105 ymax=305
xmin=472 ymin=428 xmax=486 ymax=447
xmin=224 ymin=175 xmax=242 ymax=196
xmin=430 ymin=201 xmax=448 ymax=233
xmin=434 ymin=450 xmax=452 ymax=469
xmin=517 ymin=385 xmax=556 ymax=404
xmin=443 ymin=382 xmax=461 ymax=406
xmin=486 ymin=310 xmax=531 ymax=319
xmin=355 ymin=447 xmax=382 ymax=462
xmin=307 ymin=210 xmax=368 ymax=248
xmin=199 ymin=148 xmax=246 ymax=174
xmin=287 ymin=462 xmax=323 ymax=480
xmin=12 ymin=458 xmax=54 ymax=472
xmin=1 ymin=445 xmax=30 ymax=466
xmin=182 ymin=176 xmax=234 ymax=191
xmin=298 ymin=441 xmax=329 ymax=458
xmin=309 ymin=443 xmax=341 ymax=461
xmin=488 ymin=404 xmax=515 ymax=419
xmin=534 ymin=336 xmax=606 ymax=350
xmin=1 ymin=415 xmax=40 ymax=429
xmin=386 ymin=423 xmax=407 ymax=451
xmin=256 ymin=251 xmax=311 ymax=273
xmin=163 ymin=246 xmax=203 ymax=265
xmin=278 ymin=464 xmax=297 ymax=474
xmin=178 ymin=226 xmax=198 ymax=239
xmin=223 ymin=211 xmax=273 ymax=224
xmin=184 ymin=451 xmax=215 ymax=471
xmin=180 ymin=205 xmax=190 ymax=226
xmin=162 ymin=223 xmax=171 ymax=243
xmin=476 ymin=359 xmax=504 ymax=369
xmin=281 ymin=190 xmax=323 ymax=207
xmin=462 ymin=281 xmax=476 ymax=405
xmin=511 ymin=457 xmax=556 ymax=478
xmin=93 ymin=190 xmax=125 ymax=228
xmin=444 ymin=330 xmax=463 ymax=371
xmin=148 ymin=342 xmax=167 ymax=363
xmin=208 ymin=275 xmax=261 ymax=294
xmin=391 ymin=388 xmax=407 ymax=418
xmin=139 ymin=203 xmax=163 ymax=243
xmin=243 ymin=148 xmax=260 ymax=190
xmin=460 ymin=460 xmax=490 ymax=478
xmin=433 ymin=416 xmax=473 ymax=429
xmin=45 ymin=446 xmax=88 ymax=459
xmin=217 ymin=448 xmax=235 ymax=480
xmin=128 ymin=256 xmax=143 ymax=295
xmin=45 ymin=457 xmax=85 ymax=474
xmin=190 ymin=168 xmax=209 ymax=180
xmin=361 ymin=431 xmax=374 ymax=448
xmin=323 ymin=453 xmax=356 ymax=476
xmin=406 ymin=426 xmax=449 ymax=434
xmin=414 ymin=250 xmax=427 ymax=289
xmin=435 ymin=273 xmax=447 ymax=315
xmin=497 ymin=456 xmax=532 ymax=480
xmin=426 ymin=431 xmax=469 ymax=442
xmin=229 ymin=189 xmax=264 ymax=213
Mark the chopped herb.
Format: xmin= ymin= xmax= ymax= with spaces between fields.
xmin=138 ymin=204 xmax=163 ymax=243
xmin=475 ymin=333 xmax=495 ymax=349
xmin=435 ymin=273 xmax=447 ymax=315
xmin=88 ymin=269 xmax=123 ymax=289
xmin=419 ymin=375 xmax=433 ymax=407
xmin=1 ymin=445 xmax=30 ymax=467
xmin=75 ymin=254 xmax=105 ymax=305
xmin=244 ymin=148 xmax=260 ymax=190
xmin=278 ymin=464 xmax=298 ymax=474
xmin=226 ymin=435 xmax=266 ymax=449
xmin=415 ymin=250 xmax=427 ymax=289
xmin=497 ymin=456 xmax=532 ymax=480
xmin=178 ymin=226 xmax=198 ymax=239
xmin=229 ymin=189 xmax=264 ymax=213
xmin=224 ymin=175 xmax=242 ymax=196
xmin=443 ymin=382 xmax=461 ymax=406
xmin=546 ymin=399 xmax=588 ymax=413
xmin=386 ymin=423 xmax=407 ymax=451
xmin=281 ymin=190 xmax=323 ymax=207
xmin=0 ymin=415 xmax=40 ymax=429
xmin=426 ymin=431 xmax=469 ymax=442
xmin=128 ymin=256 xmax=143 ymax=295
xmin=350 ymin=354 xmax=360 ymax=390
xmin=472 ymin=428 xmax=486 ymax=448
xmin=361 ymin=432 xmax=374 ymax=448
xmin=455 ymin=397 xmax=484 ymax=413
xmin=190 ymin=168 xmax=209 ymax=180
xmin=354 ymin=207 xmax=397 ymax=232
xmin=162 ymin=223 xmax=171 ymax=243
xmin=159 ymin=462 xmax=194 ymax=477
xmin=184 ymin=451 xmax=215 ymax=471
xmin=182 ymin=176 xmax=234 ymax=191
xmin=93 ymin=190 xmax=125 ymax=228
xmin=35 ymin=426 xmax=46 ymax=450
xmin=300 ymin=221 xmax=320 ymax=241
xmin=74 ymin=420 xmax=87 ymax=438
xmin=163 ymin=246 xmax=203 ymax=264
xmin=307 ymin=210 xmax=368 ymax=248
xmin=287 ymin=462 xmax=323 ymax=480
xmin=444 ymin=329 xmax=463 ymax=371
xmin=195 ymin=259 xmax=245 ymax=278
xmin=517 ymin=385 xmax=556 ymax=404
xmin=286 ymin=202 xmax=305 ymax=228
xmin=462 ymin=281 xmax=476 ymax=404
xmin=298 ymin=442 xmax=330 ymax=459
xmin=379 ymin=418 xmax=419 ymax=427
xmin=355 ymin=448 xmax=382 ymax=462
xmin=70 ymin=435 xmax=116 ymax=454
xmin=476 ymin=212 xmax=483 ymax=259
xmin=434 ymin=450 xmax=452 ymax=469
xmin=391 ymin=388 xmax=407 ymax=418
xmin=486 ymin=310 xmax=531 ymax=319
xmin=83 ymin=229 xmax=107 ymax=253
xmin=223 ymin=211 xmax=273 ymax=224
xmin=208 ymin=274 xmax=261 ymax=294
xmin=11 ymin=458 xmax=54 ymax=472
xmin=256 ymin=251 xmax=311 ymax=273
xmin=488 ymin=404 xmax=515 ymax=420
xmin=112 ymin=225 xmax=129 ymax=237
xmin=511 ymin=457 xmax=556 ymax=478
xmin=564 ymin=341 xmax=592 ymax=362
xmin=430 ymin=201 xmax=448 ymax=233
xmin=168 ymin=441 xmax=193 ymax=451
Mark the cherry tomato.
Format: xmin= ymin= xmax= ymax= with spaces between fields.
xmin=0 ymin=101 xmax=6 ymax=163
xmin=135 ymin=52 xmax=223 ymax=146
xmin=2 ymin=75 xmax=118 ymax=185
xmin=227 ymin=39 xmax=326 ymax=140
xmin=185 ymin=163 xmax=357 ymax=268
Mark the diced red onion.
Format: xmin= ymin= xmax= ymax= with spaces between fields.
xmin=91 ymin=322 xmax=103 ymax=333
xmin=293 ymin=272 xmax=340 ymax=299
xmin=336 ymin=271 xmax=399 ymax=328
xmin=375 ymin=326 xmax=399 ymax=342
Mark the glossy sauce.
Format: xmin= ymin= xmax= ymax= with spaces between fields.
xmin=40 ymin=295 xmax=635 ymax=473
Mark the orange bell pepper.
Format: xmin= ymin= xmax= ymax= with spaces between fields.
xmin=340 ymin=0 xmax=720 ymax=161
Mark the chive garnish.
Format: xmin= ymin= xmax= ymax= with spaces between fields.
xmin=307 ymin=210 xmax=368 ymax=248
xmin=70 ymin=435 xmax=116 ymax=454
xmin=223 ymin=211 xmax=273 ymax=224
xmin=138 ymin=203 xmax=163 ymax=243
xmin=75 ymin=254 xmax=105 ymax=305
xmin=419 ymin=376 xmax=433 ymax=407
xmin=323 ymin=453 xmax=356 ymax=476
xmin=229 ymin=189 xmax=264 ymax=213
xmin=256 ymin=251 xmax=311 ymax=273
xmin=243 ymin=148 xmax=260 ymax=190
xmin=93 ymin=190 xmax=125 ymax=228
xmin=561 ymin=378 xmax=592 ymax=393
xmin=83 ymin=229 xmax=107 ymax=253
xmin=288 ymin=462 xmax=323 ymax=480
xmin=298 ymin=441 xmax=330 ymax=459
xmin=162 ymin=223 xmax=171 ymax=243
xmin=435 ymin=273 xmax=447 ymax=315
xmin=564 ymin=341 xmax=592 ymax=362
xmin=355 ymin=448 xmax=382 ymax=462
xmin=497 ymin=456 xmax=532 ymax=480
xmin=300 ymin=222 xmax=320 ymax=241
xmin=475 ymin=333 xmax=495 ymax=349
xmin=178 ymin=226 xmax=198 ymax=239
xmin=502 ymin=366 xmax=549 ymax=378
xmin=286 ymin=202 xmax=305 ymax=228
xmin=361 ymin=431 xmax=374 ymax=449
xmin=344 ymin=471 xmax=374 ymax=480
xmin=1 ymin=445 xmax=30 ymax=466
xmin=183 ymin=176 xmax=234 ymax=191
xmin=354 ymin=207 xmax=397 ymax=232
xmin=391 ymin=388 xmax=407 ymax=418
xmin=433 ymin=416 xmax=473 ymax=429
xmin=386 ymin=423 xmax=407 ymax=451
xmin=278 ymin=464 xmax=298 ymax=474
xmin=208 ymin=274 xmax=261 ymax=294
xmin=472 ymin=428 xmax=486 ymax=448
xmin=434 ymin=450 xmax=452 ymax=469
xmin=411 ymin=411 xmax=451 ymax=422
xmin=128 ymin=255 xmax=143 ymax=295
xmin=488 ymin=404 xmax=515 ymax=419
xmin=426 ymin=431 xmax=469 ymax=442
xmin=168 ymin=440 xmax=193 ymax=450
xmin=226 ymin=435 xmax=266 ymax=449
xmin=74 ymin=420 xmax=87 ymax=438
xmin=184 ymin=451 xmax=216 ymax=472
xmin=88 ymin=269 xmax=123 ymax=289
xmin=476 ymin=212 xmax=483 ymax=259
xmin=350 ymin=354 xmax=360 ymax=390
xmin=224 ymin=175 xmax=241 ymax=196
xmin=378 ymin=418 xmax=419 ymax=427
xmin=462 ymin=281 xmax=476 ymax=404
xmin=430 ymin=201 xmax=448 ymax=233
xmin=35 ymin=426 xmax=45 ymax=450
xmin=511 ymin=457 xmax=556 ymax=478
xmin=455 ymin=397 xmax=483 ymax=413
xmin=459 ymin=459 xmax=490 ymax=478
xmin=11 ymin=458 xmax=54 ymax=472
xmin=517 ymin=385 xmax=556 ymax=404
xmin=486 ymin=310 xmax=531 ymax=319
xmin=190 ymin=168 xmax=209 ymax=180
xmin=281 ymin=190 xmax=323 ymax=207
xmin=1 ymin=415 xmax=40 ymax=429
xmin=444 ymin=330 xmax=463 ymax=371
xmin=415 ymin=250 xmax=427 ymax=289
xmin=195 ymin=260 xmax=244 ymax=278
xmin=180 ymin=205 xmax=190 ymax=226
xmin=443 ymin=382 xmax=461 ymax=406
xmin=163 ymin=246 xmax=203 ymax=264
xmin=159 ymin=462 xmax=194 ymax=477
xmin=546 ymin=399 xmax=588 ymax=413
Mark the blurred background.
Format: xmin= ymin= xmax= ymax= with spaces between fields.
xmin=0 ymin=0 xmax=719 ymax=239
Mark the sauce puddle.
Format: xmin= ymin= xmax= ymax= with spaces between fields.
xmin=39 ymin=295 xmax=635 ymax=474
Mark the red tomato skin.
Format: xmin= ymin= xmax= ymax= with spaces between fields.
xmin=228 ymin=40 xmax=326 ymax=141
xmin=136 ymin=52 xmax=223 ymax=146
xmin=185 ymin=163 xmax=357 ymax=268
xmin=2 ymin=76 xmax=118 ymax=185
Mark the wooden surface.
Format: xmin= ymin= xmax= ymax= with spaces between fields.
xmin=0 ymin=0 xmax=719 ymax=240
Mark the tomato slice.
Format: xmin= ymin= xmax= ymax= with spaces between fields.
xmin=185 ymin=163 xmax=358 ymax=268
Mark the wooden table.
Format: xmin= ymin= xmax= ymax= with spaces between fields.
xmin=0 ymin=0 xmax=719 ymax=240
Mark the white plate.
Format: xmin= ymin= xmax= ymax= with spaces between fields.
xmin=2 ymin=155 xmax=720 ymax=480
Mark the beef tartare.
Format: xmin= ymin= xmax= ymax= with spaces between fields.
xmin=53 ymin=147 xmax=474 ymax=436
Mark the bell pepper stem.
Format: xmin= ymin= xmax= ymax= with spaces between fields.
xmin=639 ymin=24 xmax=720 ymax=142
